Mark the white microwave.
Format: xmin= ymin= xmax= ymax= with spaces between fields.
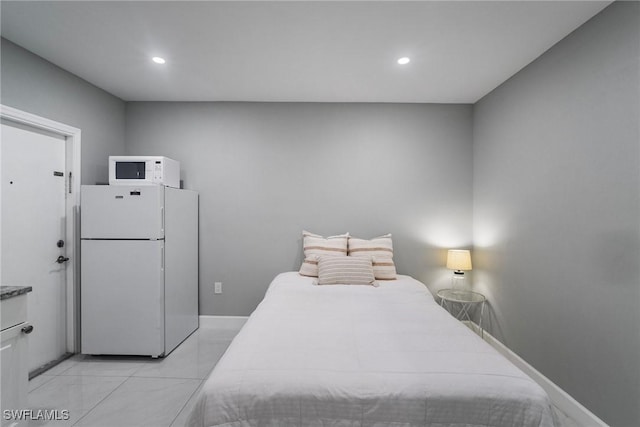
xmin=109 ymin=156 xmax=180 ymax=188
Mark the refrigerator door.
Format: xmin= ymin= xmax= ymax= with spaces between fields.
xmin=81 ymin=239 xmax=165 ymax=356
xmin=81 ymin=185 xmax=165 ymax=239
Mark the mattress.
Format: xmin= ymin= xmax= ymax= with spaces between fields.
xmin=187 ymin=272 xmax=556 ymax=427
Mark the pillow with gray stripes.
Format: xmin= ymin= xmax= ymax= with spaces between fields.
xmin=316 ymin=255 xmax=377 ymax=286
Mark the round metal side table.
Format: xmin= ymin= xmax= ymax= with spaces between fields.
xmin=437 ymin=288 xmax=486 ymax=337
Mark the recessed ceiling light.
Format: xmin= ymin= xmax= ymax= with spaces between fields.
xmin=152 ymin=56 xmax=166 ymax=64
xmin=397 ymin=57 xmax=411 ymax=65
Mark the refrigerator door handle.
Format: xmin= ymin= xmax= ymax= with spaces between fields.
xmin=161 ymin=206 xmax=165 ymax=233
xmin=161 ymin=246 xmax=164 ymax=270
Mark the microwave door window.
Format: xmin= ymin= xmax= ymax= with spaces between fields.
xmin=116 ymin=162 xmax=146 ymax=179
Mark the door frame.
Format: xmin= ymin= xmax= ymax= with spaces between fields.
xmin=1 ymin=104 xmax=81 ymax=354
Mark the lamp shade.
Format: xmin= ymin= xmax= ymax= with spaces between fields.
xmin=446 ymin=249 xmax=472 ymax=271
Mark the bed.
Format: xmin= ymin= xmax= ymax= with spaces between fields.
xmin=187 ymin=272 xmax=556 ymax=427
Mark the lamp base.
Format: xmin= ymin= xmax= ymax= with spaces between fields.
xmin=451 ymin=272 xmax=468 ymax=291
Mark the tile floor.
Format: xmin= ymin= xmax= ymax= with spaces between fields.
xmin=27 ymin=325 xmax=580 ymax=427
xmin=26 ymin=326 xmax=239 ymax=427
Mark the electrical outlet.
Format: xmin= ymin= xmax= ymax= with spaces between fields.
xmin=214 ymin=282 xmax=222 ymax=294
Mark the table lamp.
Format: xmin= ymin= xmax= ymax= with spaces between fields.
xmin=446 ymin=249 xmax=472 ymax=290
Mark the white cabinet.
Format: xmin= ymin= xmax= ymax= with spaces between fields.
xmin=1 ymin=292 xmax=31 ymax=427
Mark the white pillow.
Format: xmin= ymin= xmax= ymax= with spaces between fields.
xmin=299 ymin=230 xmax=348 ymax=277
xmin=348 ymin=234 xmax=397 ymax=280
xmin=316 ymin=256 xmax=377 ymax=286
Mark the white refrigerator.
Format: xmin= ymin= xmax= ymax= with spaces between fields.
xmin=81 ymin=185 xmax=198 ymax=357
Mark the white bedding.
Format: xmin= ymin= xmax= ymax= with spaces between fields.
xmin=187 ymin=272 xmax=556 ymax=427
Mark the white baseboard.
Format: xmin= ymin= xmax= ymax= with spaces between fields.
xmin=199 ymin=315 xmax=248 ymax=330
xmin=462 ymin=321 xmax=608 ymax=427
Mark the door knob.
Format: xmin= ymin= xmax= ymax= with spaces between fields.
xmin=21 ymin=325 xmax=34 ymax=334
xmin=55 ymin=255 xmax=70 ymax=264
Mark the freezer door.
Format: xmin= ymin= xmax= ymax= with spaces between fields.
xmin=81 ymin=185 xmax=164 ymax=239
xmin=81 ymin=240 xmax=165 ymax=356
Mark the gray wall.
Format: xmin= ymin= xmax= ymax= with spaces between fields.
xmin=125 ymin=102 xmax=473 ymax=315
xmin=1 ymin=38 xmax=126 ymax=185
xmin=472 ymin=2 xmax=639 ymax=426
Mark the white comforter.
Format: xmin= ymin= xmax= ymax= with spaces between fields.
xmin=188 ymin=272 xmax=556 ymax=427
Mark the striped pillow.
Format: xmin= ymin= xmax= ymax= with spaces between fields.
xmin=316 ymin=256 xmax=376 ymax=286
xmin=348 ymin=234 xmax=397 ymax=280
xmin=299 ymin=230 xmax=348 ymax=277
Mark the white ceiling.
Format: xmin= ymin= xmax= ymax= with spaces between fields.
xmin=1 ymin=1 xmax=612 ymax=103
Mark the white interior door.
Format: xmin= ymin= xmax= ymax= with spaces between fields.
xmin=1 ymin=121 xmax=68 ymax=373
